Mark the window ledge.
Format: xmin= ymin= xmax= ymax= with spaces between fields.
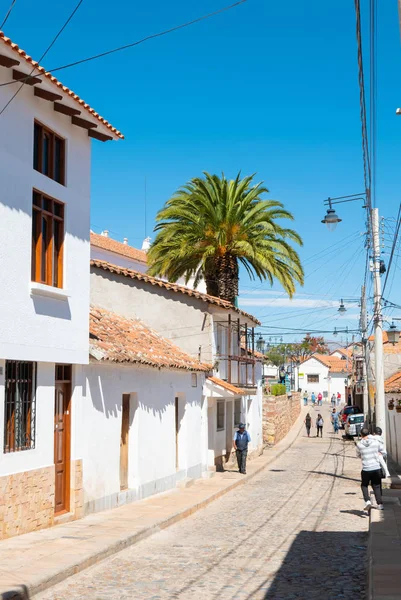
xmin=30 ymin=282 xmax=70 ymax=300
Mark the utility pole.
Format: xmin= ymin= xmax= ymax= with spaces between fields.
xmin=371 ymin=208 xmax=386 ymax=444
xmin=359 ymin=285 xmax=370 ymax=420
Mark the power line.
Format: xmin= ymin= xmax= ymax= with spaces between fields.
xmin=382 ymin=202 xmax=401 ymax=296
xmin=0 ymin=0 xmax=84 ymax=116
xmin=0 ymin=0 xmax=247 ymax=89
xmin=0 ymin=0 xmax=16 ymax=29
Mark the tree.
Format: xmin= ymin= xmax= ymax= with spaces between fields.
xmin=147 ymin=172 xmax=304 ymax=304
xmin=265 ymin=335 xmax=329 ymax=366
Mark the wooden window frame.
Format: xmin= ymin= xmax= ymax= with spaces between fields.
xmin=216 ymin=400 xmax=225 ymax=431
xmin=33 ymin=121 xmax=66 ymax=185
xmin=32 ymin=190 xmax=64 ymax=288
xmin=307 ymin=374 xmax=320 ymax=383
xmin=4 ymin=361 xmax=37 ymax=453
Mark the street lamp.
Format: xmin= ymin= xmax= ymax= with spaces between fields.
xmin=256 ymin=334 xmax=265 ymax=353
xmin=338 ymin=300 xmax=346 ymax=314
xmin=321 ymin=200 xmax=342 ymax=231
xmin=387 ymin=322 xmax=401 ymax=345
xmin=333 ymin=327 xmax=338 ymax=337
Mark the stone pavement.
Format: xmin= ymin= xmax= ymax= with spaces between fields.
xmin=35 ymin=404 xmax=369 ymax=600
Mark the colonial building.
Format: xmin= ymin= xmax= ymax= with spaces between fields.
xmin=90 ymin=260 xmax=263 ymax=473
xmin=0 ymin=32 xmax=122 ymax=538
xmin=298 ymin=354 xmax=351 ymax=400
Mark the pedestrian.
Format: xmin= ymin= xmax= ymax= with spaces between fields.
xmin=369 ymin=426 xmax=390 ymax=482
xmin=303 ymin=390 xmax=308 ymax=406
xmin=331 ymin=394 xmax=336 ymax=408
xmin=331 ymin=408 xmax=339 ymax=434
xmin=356 ymin=427 xmax=386 ymax=512
xmin=233 ymin=423 xmax=251 ymax=475
xmin=316 ymin=414 xmax=324 ymax=437
xmin=304 ymin=412 xmax=312 ymax=437
xmin=347 ymin=392 xmax=352 ymax=405
xmin=337 ymin=392 xmax=341 ymax=406
xmin=311 ymin=392 xmax=316 ymax=406
xmin=317 ymin=392 xmax=323 ymax=406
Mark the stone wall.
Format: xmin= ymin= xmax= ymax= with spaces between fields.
xmin=0 ymin=465 xmax=55 ymax=539
xmin=263 ymin=392 xmax=301 ymax=446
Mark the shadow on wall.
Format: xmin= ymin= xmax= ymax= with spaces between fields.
xmin=31 ymin=295 xmax=71 ymax=320
xmin=261 ymin=531 xmax=367 ymax=599
xmin=87 ymin=368 xmax=198 ymax=423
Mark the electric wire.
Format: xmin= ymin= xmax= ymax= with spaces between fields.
xmin=0 ymin=0 xmax=84 ymax=116
xmin=0 ymin=0 xmax=16 ymax=29
xmin=0 ymin=0 xmax=247 ymax=89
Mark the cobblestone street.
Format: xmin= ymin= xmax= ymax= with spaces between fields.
xmin=37 ymin=406 xmax=369 ymax=600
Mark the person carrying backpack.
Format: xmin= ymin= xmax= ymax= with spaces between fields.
xmin=316 ymin=414 xmax=324 ymax=437
xmin=304 ymin=413 xmax=312 ymax=437
xmin=356 ymin=427 xmax=386 ymax=512
xmin=233 ymin=423 xmax=251 ymax=474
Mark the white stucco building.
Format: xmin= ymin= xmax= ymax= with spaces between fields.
xmin=90 ymin=260 xmax=263 ymax=473
xmin=0 ymin=31 xmax=122 ymax=538
xmin=298 ymin=354 xmax=351 ymax=401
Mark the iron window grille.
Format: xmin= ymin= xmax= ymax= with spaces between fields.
xmin=4 ymin=361 xmax=37 ymax=453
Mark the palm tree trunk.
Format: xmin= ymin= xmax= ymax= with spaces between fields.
xmin=204 ymin=258 xmax=219 ymax=297
xmin=216 ymin=253 xmax=239 ymax=304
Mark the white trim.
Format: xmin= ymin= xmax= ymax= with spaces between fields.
xmin=30 ymin=282 xmax=70 ymax=300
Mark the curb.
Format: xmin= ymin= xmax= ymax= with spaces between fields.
xmin=1 ymin=408 xmax=306 ymax=599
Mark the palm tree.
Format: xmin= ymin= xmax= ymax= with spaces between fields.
xmin=147 ymin=172 xmax=304 ymax=304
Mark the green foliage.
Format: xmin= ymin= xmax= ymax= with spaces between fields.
xmin=265 ymin=335 xmax=330 ymax=366
xmin=271 ymin=383 xmax=287 ymax=396
xmin=147 ymin=172 xmax=304 ymax=303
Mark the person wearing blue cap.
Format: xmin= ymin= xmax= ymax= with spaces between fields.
xmin=233 ymin=423 xmax=251 ymax=474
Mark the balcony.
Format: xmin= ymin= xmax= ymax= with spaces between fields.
xmin=214 ymin=318 xmax=259 ymax=389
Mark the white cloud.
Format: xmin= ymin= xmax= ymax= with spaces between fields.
xmin=239 ymin=298 xmax=339 ymax=308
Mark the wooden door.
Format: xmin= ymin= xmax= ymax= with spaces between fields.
xmin=120 ymin=394 xmax=130 ymax=490
xmin=54 ymin=380 xmax=70 ymax=514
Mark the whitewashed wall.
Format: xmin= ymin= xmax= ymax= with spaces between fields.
xmin=386 ymin=394 xmax=401 ymax=467
xmin=0 ymin=68 xmax=91 ymax=364
xmin=0 ymin=360 xmax=54 ymax=477
xmin=74 ymin=361 xmax=206 ymax=514
xmin=91 ymin=246 xmax=147 ymax=273
xmin=299 ymin=358 xmax=348 ymax=400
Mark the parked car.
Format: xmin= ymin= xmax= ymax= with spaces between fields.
xmin=339 ymin=405 xmax=363 ymax=428
xmin=344 ymin=413 xmax=365 ymax=438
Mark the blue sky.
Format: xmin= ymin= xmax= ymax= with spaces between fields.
xmin=4 ymin=0 xmax=401 ymax=344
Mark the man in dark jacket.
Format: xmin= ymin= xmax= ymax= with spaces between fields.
xmin=233 ymin=423 xmax=251 ymax=474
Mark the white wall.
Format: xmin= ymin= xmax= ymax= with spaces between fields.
xmin=0 ymin=360 xmax=55 ymax=477
xmin=386 ymin=396 xmax=401 ymax=466
xmin=0 ymin=69 xmax=91 ymax=364
xmin=74 ymin=361 xmax=205 ymax=512
xmin=91 ymin=246 xmax=148 ymax=273
xmin=298 ymin=358 xmax=329 ymax=397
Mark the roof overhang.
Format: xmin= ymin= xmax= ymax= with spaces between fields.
xmin=205 ymin=376 xmax=246 ymax=398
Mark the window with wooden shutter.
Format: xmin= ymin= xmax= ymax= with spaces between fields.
xmin=31 ymin=191 xmax=64 ymax=288
xmin=33 ymin=121 xmax=66 ymax=185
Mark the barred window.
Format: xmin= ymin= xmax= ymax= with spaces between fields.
xmin=307 ymin=374 xmax=319 ymax=383
xmin=4 ymin=361 xmax=36 ymax=453
xmin=217 ymin=400 xmax=225 ymax=431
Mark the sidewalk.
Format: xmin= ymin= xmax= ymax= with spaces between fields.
xmin=369 ymin=488 xmax=401 ymax=600
xmin=0 ymin=407 xmax=307 ymax=600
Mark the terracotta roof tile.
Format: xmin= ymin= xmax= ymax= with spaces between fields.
xmin=301 ymin=353 xmax=351 ymax=374
xmin=368 ymin=331 xmax=401 ymax=354
xmin=91 ymin=233 xmax=147 ymax=264
xmin=90 ymin=259 xmax=261 ymax=325
xmin=207 ymin=376 xmax=246 ymax=395
xmin=90 ymin=305 xmax=210 ymax=371
xmin=385 ymin=370 xmax=401 ymax=393
xmin=331 ymin=347 xmax=353 ymax=359
xmin=0 ymin=32 xmax=123 ymax=139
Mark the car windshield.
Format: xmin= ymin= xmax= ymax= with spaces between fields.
xmin=349 ymin=415 xmax=364 ymax=423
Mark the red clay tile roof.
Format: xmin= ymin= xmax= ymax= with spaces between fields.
xmin=385 ymin=371 xmax=401 ymax=393
xmin=90 ymin=259 xmax=261 ymax=325
xmin=207 ymin=376 xmax=246 ymax=395
xmin=0 ymin=32 xmax=123 ymax=139
xmin=300 ymin=353 xmax=351 ymax=374
xmin=331 ymin=347 xmax=353 ymax=359
xmin=368 ymin=331 xmax=401 ymax=354
xmin=91 ymin=233 xmax=147 ymax=264
xmin=90 ymin=305 xmax=210 ymax=371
